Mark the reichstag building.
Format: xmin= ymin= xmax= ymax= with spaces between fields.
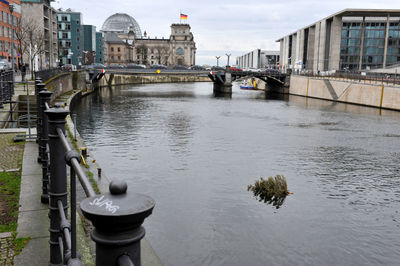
xmin=101 ymin=13 xmax=196 ymax=66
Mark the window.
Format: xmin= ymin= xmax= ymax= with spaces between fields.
xmin=111 ymin=47 xmax=114 ymax=52
xmin=118 ymin=56 xmax=121 ymax=60
xmin=176 ymin=47 xmax=184 ymax=55
xmin=117 ymin=47 xmax=120 ymax=52
xmin=111 ymin=55 xmax=114 ymax=59
xmin=77 ymin=28 xmax=79 ymax=33
xmin=77 ymin=46 xmax=79 ymax=50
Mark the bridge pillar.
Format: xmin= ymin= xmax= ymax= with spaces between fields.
xmin=213 ymin=66 xmax=232 ymax=94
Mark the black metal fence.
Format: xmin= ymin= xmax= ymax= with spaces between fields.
xmin=293 ymin=69 xmax=400 ymax=86
xmin=35 ymin=68 xmax=65 ymax=83
xmin=0 ymin=70 xmax=14 ymax=108
xmin=36 ymin=80 xmax=155 ymax=265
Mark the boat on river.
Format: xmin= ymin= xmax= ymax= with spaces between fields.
xmin=239 ymin=80 xmax=256 ymax=90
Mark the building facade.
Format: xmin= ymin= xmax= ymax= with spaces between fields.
xmin=236 ymin=49 xmax=280 ymax=69
xmin=57 ymin=9 xmax=83 ymax=65
xmin=277 ymin=9 xmax=400 ymax=73
xmin=1 ymin=0 xmax=21 ymax=67
xmin=101 ymin=13 xmax=196 ymax=66
xmin=21 ymin=0 xmax=58 ymax=69
xmin=95 ymin=32 xmax=104 ymax=64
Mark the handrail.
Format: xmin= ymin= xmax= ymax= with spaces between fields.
xmin=36 ymin=78 xmax=155 ymax=266
xmin=56 ymin=127 xmax=96 ymax=197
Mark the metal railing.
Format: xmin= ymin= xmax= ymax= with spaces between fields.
xmin=293 ymin=69 xmax=400 ymax=86
xmin=36 ymin=80 xmax=155 ymax=266
xmin=35 ymin=68 xmax=65 ymax=83
xmin=0 ymin=70 xmax=15 ymax=108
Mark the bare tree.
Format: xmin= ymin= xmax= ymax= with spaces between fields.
xmin=16 ymin=16 xmax=45 ymax=77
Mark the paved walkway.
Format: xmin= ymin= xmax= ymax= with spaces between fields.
xmin=14 ymin=138 xmax=49 ymax=265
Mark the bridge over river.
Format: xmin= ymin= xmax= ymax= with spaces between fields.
xmin=88 ymin=67 xmax=289 ymax=94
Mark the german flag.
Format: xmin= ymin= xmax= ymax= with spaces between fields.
xmin=180 ymin=13 xmax=188 ymax=20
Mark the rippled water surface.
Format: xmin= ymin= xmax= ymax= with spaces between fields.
xmin=72 ymin=82 xmax=400 ymax=266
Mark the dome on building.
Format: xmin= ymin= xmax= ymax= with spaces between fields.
xmin=101 ymin=13 xmax=142 ymax=37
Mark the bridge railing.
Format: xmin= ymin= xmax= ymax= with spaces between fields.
xmin=293 ymin=69 xmax=400 ymax=86
xmin=36 ymin=80 xmax=155 ymax=265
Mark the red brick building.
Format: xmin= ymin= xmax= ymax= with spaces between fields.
xmin=0 ymin=0 xmax=21 ymax=67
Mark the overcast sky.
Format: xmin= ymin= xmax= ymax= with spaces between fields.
xmin=52 ymin=0 xmax=399 ymax=66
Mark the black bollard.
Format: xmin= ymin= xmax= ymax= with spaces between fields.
xmin=80 ymin=180 xmax=155 ymax=266
xmin=39 ymin=90 xmax=52 ymax=204
xmin=36 ymin=83 xmax=46 ymax=162
xmin=0 ymin=71 xmax=4 ymax=109
xmin=46 ymin=106 xmax=69 ymax=265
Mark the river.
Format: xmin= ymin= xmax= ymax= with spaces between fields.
xmin=72 ymin=82 xmax=400 ymax=266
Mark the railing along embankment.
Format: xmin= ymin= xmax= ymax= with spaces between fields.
xmin=35 ymin=78 xmax=156 ymax=266
xmin=289 ymin=72 xmax=400 ymax=111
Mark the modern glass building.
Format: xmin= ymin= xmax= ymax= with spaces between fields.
xmin=95 ymin=32 xmax=104 ymax=64
xmin=277 ymin=9 xmax=400 ymax=72
xmin=57 ymin=10 xmax=83 ymax=65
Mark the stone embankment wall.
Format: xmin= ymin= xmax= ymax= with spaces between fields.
xmin=98 ymin=73 xmax=210 ymax=87
xmin=44 ymin=71 xmax=89 ymax=101
xmin=290 ymin=75 xmax=400 ymax=110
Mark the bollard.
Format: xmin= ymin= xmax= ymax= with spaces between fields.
xmin=0 ymin=71 xmax=4 ymax=109
xmin=35 ymin=78 xmax=42 ymax=143
xmin=97 ymin=168 xmax=101 ymax=178
xmin=39 ymin=90 xmax=53 ymax=204
xmin=36 ymin=83 xmax=46 ymax=162
xmin=46 ymin=106 xmax=70 ymax=266
xmin=81 ymin=147 xmax=87 ymax=158
xmin=80 ymin=180 xmax=155 ymax=266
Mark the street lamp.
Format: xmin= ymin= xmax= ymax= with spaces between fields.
xmin=8 ymin=3 xmax=14 ymax=80
xmin=225 ymin=53 xmax=231 ymax=66
xmin=215 ymin=56 xmax=221 ymax=67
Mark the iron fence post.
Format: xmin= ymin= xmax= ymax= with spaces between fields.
xmin=36 ymin=83 xmax=46 ymax=162
xmin=39 ymin=90 xmax=52 ymax=203
xmin=35 ymin=78 xmax=42 ymax=143
xmin=0 ymin=71 xmax=4 ymax=109
xmin=46 ymin=106 xmax=69 ymax=265
xmin=80 ymin=180 xmax=155 ymax=266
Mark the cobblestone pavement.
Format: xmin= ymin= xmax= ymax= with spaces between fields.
xmin=0 ymin=232 xmax=13 ymax=265
xmin=0 ymin=133 xmax=24 ymax=171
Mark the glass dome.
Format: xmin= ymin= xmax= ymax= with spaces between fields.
xmin=101 ymin=13 xmax=142 ymax=38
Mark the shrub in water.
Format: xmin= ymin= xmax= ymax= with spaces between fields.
xmin=247 ymin=175 xmax=289 ymax=208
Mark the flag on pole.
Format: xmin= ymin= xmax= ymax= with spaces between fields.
xmin=180 ymin=13 xmax=188 ymax=20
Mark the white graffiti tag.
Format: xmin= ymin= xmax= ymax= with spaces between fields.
xmin=89 ymin=195 xmax=120 ymax=214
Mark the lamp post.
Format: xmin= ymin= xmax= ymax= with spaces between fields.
xmin=225 ymin=53 xmax=231 ymax=66
xmin=8 ymin=3 xmax=14 ymax=82
xmin=215 ymin=56 xmax=221 ymax=67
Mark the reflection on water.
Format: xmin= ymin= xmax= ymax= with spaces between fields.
xmin=73 ymin=82 xmax=400 ymax=266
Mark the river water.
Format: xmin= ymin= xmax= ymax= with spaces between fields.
xmin=72 ymin=82 xmax=400 ymax=266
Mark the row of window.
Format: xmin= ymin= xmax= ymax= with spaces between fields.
xmin=0 ymin=11 xmax=16 ymax=26
xmin=342 ymin=29 xmax=400 ymax=39
xmin=0 ymin=40 xmax=16 ymax=53
xmin=134 ymin=48 xmax=184 ymax=55
xmin=0 ymin=26 xmax=14 ymax=39
xmin=341 ymin=38 xmax=386 ymax=47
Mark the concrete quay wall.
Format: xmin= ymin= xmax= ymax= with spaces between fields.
xmin=43 ymin=71 xmax=89 ymax=101
xmin=289 ymin=75 xmax=400 ymax=110
xmin=99 ymin=73 xmax=210 ymax=87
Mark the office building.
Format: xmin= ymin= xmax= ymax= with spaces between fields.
xmin=277 ymin=9 xmax=400 ymax=73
